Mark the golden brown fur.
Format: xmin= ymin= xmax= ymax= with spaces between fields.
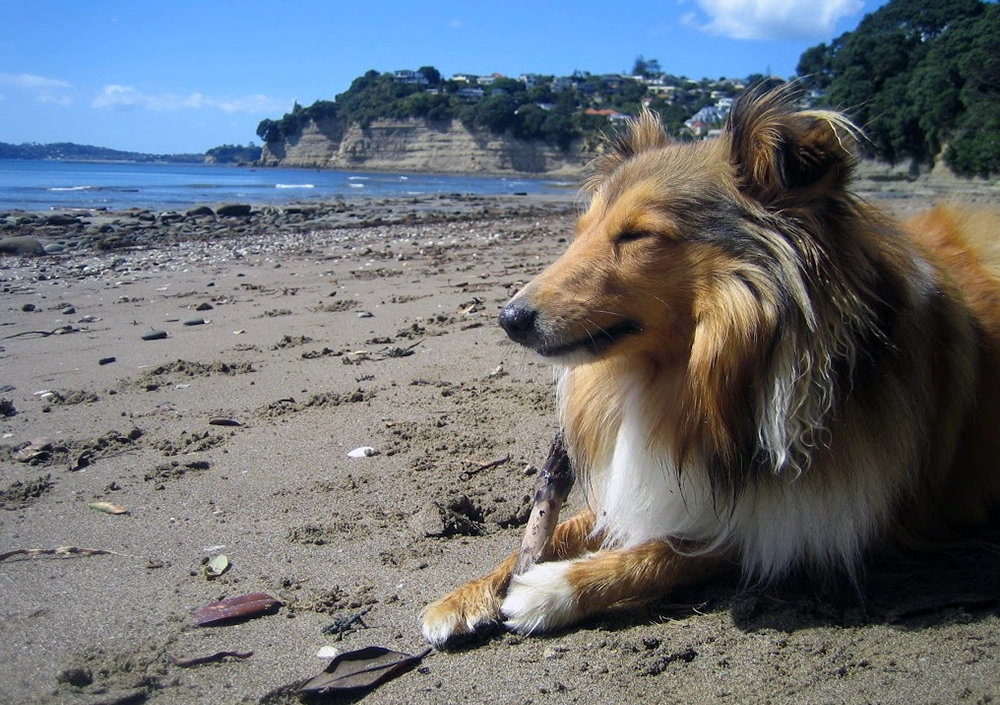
xmin=421 ymin=83 xmax=1000 ymax=647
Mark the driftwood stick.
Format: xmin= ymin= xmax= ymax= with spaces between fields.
xmin=514 ymin=432 xmax=575 ymax=576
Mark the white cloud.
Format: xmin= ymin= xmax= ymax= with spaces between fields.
xmin=687 ymin=0 xmax=864 ymax=40
xmin=0 ymin=72 xmax=73 ymax=105
xmin=92 ymin=84 xmax=286 ymax=114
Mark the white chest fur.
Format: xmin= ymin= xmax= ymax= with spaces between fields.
xmin=580 ymin=378 xmax=893 ymax=582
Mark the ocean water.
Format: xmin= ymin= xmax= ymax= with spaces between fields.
xmin=0 ymin=160 xmax=574 ymax=212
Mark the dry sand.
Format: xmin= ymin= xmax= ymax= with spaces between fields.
xmin=0 ymin=187 xmax=998 ymax=705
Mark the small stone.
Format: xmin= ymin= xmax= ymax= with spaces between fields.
xmin=56 ymin=667 xmax=93 ymax=688
xmin=544 ymin=646 xmax=569 ymax=660
xmin=142 ymin=329 xmax=168 ymax=341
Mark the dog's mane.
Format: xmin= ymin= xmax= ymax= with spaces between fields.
xmin=579 ymin=83 xmax=918 ymax=507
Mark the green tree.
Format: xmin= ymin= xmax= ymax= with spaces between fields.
xmin=797 ymin=0 xmax=990 ymax=169
xmin=631 ymin=56 xmax=662 ymax=78
xmin=418 ymin=66 xmax=441 ymax=86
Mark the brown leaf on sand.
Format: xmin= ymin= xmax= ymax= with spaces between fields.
xmin=167 ymin=650 xmax=253 ymax=668
xmin=298 ymin=646 xmax=432 ymax=695
xmin=193 ymin=592 xmax=281 ymax=626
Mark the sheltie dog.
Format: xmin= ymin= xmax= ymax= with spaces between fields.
xmin=421 ymin=83 xmax=1000 ymax=647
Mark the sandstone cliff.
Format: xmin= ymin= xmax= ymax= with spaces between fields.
xmin=260 ymin=117 xmax=592 ymax=177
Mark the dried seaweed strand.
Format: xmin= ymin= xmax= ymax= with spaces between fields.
xmin=0 ymin=546 xmax=116 ymax=562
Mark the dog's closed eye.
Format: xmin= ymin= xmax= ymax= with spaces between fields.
xmin=614 ymin=230 xmax=654 ymax=245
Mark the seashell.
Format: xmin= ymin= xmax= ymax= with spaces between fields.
xmin=88 ymin=501 xmax=128 ymax=515
xmin=202 ymin=554 xmax=229 ymax=579
xmin=347 ymin=446 xmax=377 ymax=459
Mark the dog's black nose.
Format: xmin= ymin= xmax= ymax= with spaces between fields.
xmin=498 ymin=301 xmax=537 ymax=343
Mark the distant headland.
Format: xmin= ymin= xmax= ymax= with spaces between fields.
xmin=0 ymin=142 xmax=261 ymax=165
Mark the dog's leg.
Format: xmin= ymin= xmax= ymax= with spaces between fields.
xmin=502 ymin=541 xmax=728 ymax=635
xmin=421 ymin=508 xmax=598 ymax=647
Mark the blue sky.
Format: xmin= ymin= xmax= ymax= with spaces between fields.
xmin=0 ymin=0 xmax=887 ymax=154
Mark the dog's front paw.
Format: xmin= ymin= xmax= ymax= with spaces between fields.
xmin=501 ymin=561 xmax=579 ymax=635
xmin=421 ymin=587 xmax=502 ymax=648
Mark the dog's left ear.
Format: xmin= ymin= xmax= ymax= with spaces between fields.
xmin=585 ymin=109 xmax=669 ymax=192
xmin=727 ymin=84 xmax=858 ymax=207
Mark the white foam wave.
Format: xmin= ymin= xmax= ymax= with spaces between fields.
xmin=275 ymin=183 xmax=314 ymax=189
xmin=48 ymin=186 xmax=93 ymax=192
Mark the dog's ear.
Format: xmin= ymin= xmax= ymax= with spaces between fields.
xmin=727 ymin=83 xmax=858 ymax=206
xmin=585 ymin=109 xmax=669 ymax=192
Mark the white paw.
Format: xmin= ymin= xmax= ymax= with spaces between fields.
xmin=421 ymin=610 xmax=463 ymax=648
xmin=501 ymin=561 xmax=579 ymax=634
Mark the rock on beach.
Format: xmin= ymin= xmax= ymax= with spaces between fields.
xmin=0 ymin=235 xmax=46 ymax=256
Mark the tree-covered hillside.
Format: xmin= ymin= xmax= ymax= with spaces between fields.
xmin=256 ymin=63 xmax=745 ymax=153
xmin=205 ymin=143 xmax=262 ymax=164
xmin=798 ymin=0 xmax=999 ymax=175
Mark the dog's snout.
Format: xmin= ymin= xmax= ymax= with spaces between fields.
xmin=499 ymin=300 xmax=538 ymax=343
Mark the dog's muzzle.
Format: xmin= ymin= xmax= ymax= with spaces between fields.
xmin=498 ymin=300 xmax=539 ymax=346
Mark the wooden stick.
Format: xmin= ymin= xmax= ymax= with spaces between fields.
xmin=513 ymin=432 xmax=575 ymax=576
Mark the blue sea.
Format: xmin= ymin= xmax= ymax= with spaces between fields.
xmin=0 ymin=160 xmax=573 ymax=213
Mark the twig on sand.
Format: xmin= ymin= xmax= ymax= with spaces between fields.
xmin=459 ymin=454 xmax=511 ymax=481
xmin=3 ymin=326 xmax=79 ymax=339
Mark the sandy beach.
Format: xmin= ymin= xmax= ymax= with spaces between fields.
xmin=1 ymin=186 xmax=998 ymax=705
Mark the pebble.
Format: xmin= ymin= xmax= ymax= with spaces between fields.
xmin=347 ymin=446 xmax=377 ymax=458
xmin=183 ymin=317 xmax=207 ymax=326
xmin=141 ymin=330 xmax=168 ymax=341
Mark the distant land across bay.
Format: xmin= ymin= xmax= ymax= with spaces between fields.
xmin=0 ymin=141 xmax=262 ymax=165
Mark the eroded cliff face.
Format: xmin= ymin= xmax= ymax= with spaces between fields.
xmin=260 ymin=117 xmax=590 ymax=176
